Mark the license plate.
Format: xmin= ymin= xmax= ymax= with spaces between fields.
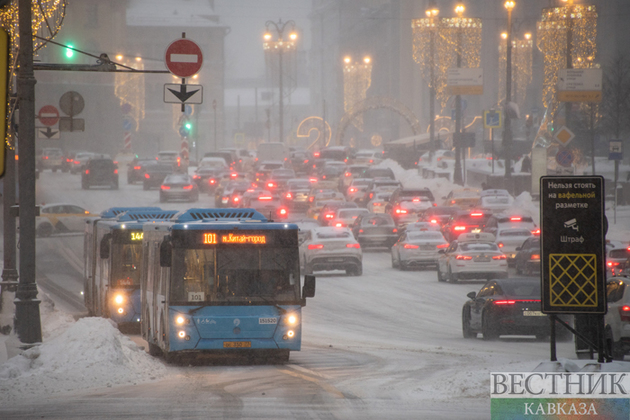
xmin=328 ymin=258 xmax=344 ymax=262
xmin=223 ymin=341 xmax=251 ymax=348
xmin=523 ymin=311 xmax=545 ymax=316
xmin=475 ymin=258 xmax=491 ymax=263
xmin=471 ymin=228 xmax=481 ymax=233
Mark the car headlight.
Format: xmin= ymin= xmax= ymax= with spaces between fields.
xmin=114 ymin=294 xmax=124 ymax=304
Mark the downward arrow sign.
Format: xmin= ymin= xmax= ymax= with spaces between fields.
xmin=41 ymin=127 xmax=59 ymax=139
xmin=167 ymin=84 xmax=200 ymax=103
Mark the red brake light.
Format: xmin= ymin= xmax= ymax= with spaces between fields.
xmin=209 ymin=179 xmax=216 ymax=184
xmin=161 ymin=185 xmax=171 ymax=190
xmin=349 ymin=187 xmax=357 ymax=193
xmin=492 ymin=254 xmax=507 ymax=260
xmin=369 ymin=159 xmax=373 ymax=163
xmin=325 ymin=213 xmax=334 ymax=219
xmin=134 ymin=166 xmax=141 ymax=170
xmin=412 ymin=198 xmax=420 ymax=202
xmin=498 ymin=242 xmax=504 ymax=248
xmin=309 ymin=177 xmax=318 ymax=183
xmin=437 ymin=243 xmax=449 ymax=249
xmin=430 ymin=219 xmax=438 ymax=224
xmin=259 ymin=196 xmax=272 ymax=200
xmin=532 ymin=228 xmax=540 ymax=235
xmin=286 ymin=192 xmax=293 ymax=199
xmin=433 ymin=203 xmax=437 ymax=207
xmin=510 ymin=216 xmax=522 ymax=221
xmin=451 ymin=200 xmax=456 ymax=204
xmin=456 ymin=255 xmax=473 ymax=260
xmin=85 ymin=169 xmax=89 ymax=174
xmin=314 ymin=152 xmax=320 ymax=158
xmin=309 ymin=196 xmax=314 ymax=202
xmin=268 ymin=182 xmax=275 ymax=188
xmin=231 ymin=173 xmax=238 ymax=178
xmin=619 ymin=306 xmax=630 ymax=322
xmin=392 ymin=228 xmax=398 ymax=233
xmin=470 ymin=212 xmax=483 ymax=217
xmin=308 ymin=244 xmax=324 ymax=250
xmin=232 ymin=196 xmax=239 ymax=201
xmin=114 ymin=169 xmax=118 ymax=174
xmin=494 ymin=300 xmax=516 ymax=305
xmin=304 ymin=159 xmax=309 ymax=164
xmin=345 ymin=172 xmax=351 ymax=177
xmin=359 ymin=229 xmax=364 ymax=233
xmin=454 ymin=226 xmax=466 ymax=231
xmin=395 ymin=208 xmax=407 ymax=214
xmin=44 ymin=156 xmax=49 ymax=159
xmin=373 ymin=202 xmax=381 ymax=206
xmin=193 ymin=175 xmax=200 ymax=180
xmin=279 ymin=208 xmax=287 ymax=215
xmin=144 ymin=173 xmax=150 ymax=179
xmin=404 ymin=244 xmax=419 ymax=249
xmin=346 ymin=243 xmax=360 ymax=248
xmin=335 ymin=222 xmax=343 ymax=227
xmin=608 ymin=262 xmax=620 ymax=267
xmin=531 ymin=254 xmax=540 ymax=260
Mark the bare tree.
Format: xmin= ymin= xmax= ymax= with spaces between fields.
xmin=601 ymin=53 xmax=630 ymax=139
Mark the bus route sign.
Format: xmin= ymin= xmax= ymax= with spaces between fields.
xmin=540 ymin=176 xmax=606 ymax=314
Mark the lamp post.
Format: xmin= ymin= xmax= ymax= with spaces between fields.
xmin=342 ymin=55 xmax=373 ymax=134
xmin=263 ymin=19 xmax=297 ymax=145
xmin=426 ymin=1 xmax=439 ymax=157
xmin=452 ymin=3 xmax=465 ymax=186
xmin=503 ymin=0 xmax=515 ymax=190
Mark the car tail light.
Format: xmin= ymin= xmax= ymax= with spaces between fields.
xmin=608 ymin=262 xmax=620 ymax=267
xmin=532 ymin=228 xmax=540 ymax=235
xmin=193 ymin=175 xmax=200 ymax=180
xmin=530 ymin=254 xmax=540 ymax=260
xmin=344 ymin=158 xmax=348 ymax=163
xmin=209 ymin=178 xmax=216 ymax=184
xmin=433 ymin=203 xmax=437 ymax=207
xmin=268 ymin=182 xmax=276 ymax=188
xmin=395 ymin=208 xmax=407 ymax=214
xmin=74 ymin=161 xmax=80 ymax=165
xmin=233 ymin=196 xmax=240 ymax=202
xmin=286 ymin=192 xmax=293 ymax=199
xmin=373 ymin=202 xmax=381 ymax=207
xmin=404 ymin=244 xmax=419 ymax=249
xmin=113 ymin=161 xmax=118 ymax=165
xmin=324 ymin=213 xmax=334 ymax=219
xmin=451 ymin=199 xmax=456 ymax=204
xmin=430 ymin=219 xmax=438 ymax=224
xmin=456 ymin=255 xmax=473 ymax=260
xmin=304 ymin=159 xmax=309 ymax=164
xmin=322 ymin=175 xmax=327 ymax=179
xmin=278 ymin=208 xmax=288 ymax=216
xmin=392 ymin=228 xmax=398 ymax=233
xmin=161 ymin=185 xmax=171 ymax=190
xmin=335 ymin=222 xmax=343 ymax=227
xmin=412 ymin=197 xmax=420 ymax=202
xmin=494 ymin=300 xmax=516 ymax=305
xmin=182 ymin=184 xmax=193 ymax=190
xmin=454 ymin=226 xmax=466 ymax=231
xmin=492 ymin=254 xmax=507 ymax=260
xmin=85 ymin=169 xmax=89 ymax=174
xmin=308 ymin=244 xmax=324 ymax=250
xmin=145 ymin=173 xmax=150 ymax=179
xmin=437 ymin=243 xmax=449 ymax=249
xmin=259 ymin=196 xmax=272 ymax=200
xmin=470 ymin=212 xmax=483 ymax=217
xmin=231 ymin=173 xmax=238 ymax=178
xmin=346 ymin=243 xmax=360 ymax=248
xmin=349 ymin=187 xmax=358 ymax=193
xmin=498 ymin=242 xmax=504 ymax=248
xmin=345 ymin=172 xmax=351 ymax=177
xmin=314 ymin=152 xmax=320 ymax=158
xmin=114 ymin=169 xmax=118 ymax=174
xmin=44 ymin=156 xmax=49 ymax=160
xmin=359 ymin=229 xmax=364 ymax=233
xmin=619 ymin=305 xmax=630 ymax=322
xmin=309 ymin=177 xmax=318 ymax=183
xmin=369 ymin=193 xmax=374 ymax=199
xmin=510 ymin=216 xmax=522 ymax=221
xmin=134 ymin=166 xmax=141 ymax=170
xmin=309 ymin=196 xmax=315 ymax=202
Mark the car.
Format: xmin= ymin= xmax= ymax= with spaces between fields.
xmin=606 ymin=243 xmax=630 ymax=277
xmin=266 ymin=169 xmax=296 ymax=191
xmin=442 ymin=210 xmax=491 ymax=242
xmin=421 ymin=206 xmax=461 ymax=229
xmin=605 ymin=277 xmax=630 ymax=360
xmin=442 ymin=188 xmax=481 ymax=208
xmin=415 ymin=149 xmax=455 ymax=168
xmin=247 ymin=192 xmax=288 ymax=220
xmin=346 ymin=178 xmax=373 ymax=202
xmin=157 ymin=150 xmax=181 ymax=167
xmin=318 ymin=165 xmax=345 ymax=186
xmin=38 ymin=147 xmax=64 ymax=172
xmin=127 ymin=158 xmax=155 ymax=184
xmin=338 ymin=164 xmax=370 ymax=190
xmin=351 ymin=213 xmax=399 ymax=249
xmin=81 ymin=156 xmax=119 ymax=189
xmin=35 ymin=203 xmax=96 ymax=237
xmin=484 ymin=213 xmax=537 ymax=237
xmin=367 ymin=192 xmax=392 ymax=213
xmin=327 ymin=207 xmax=370 ymax=228
xmin=217 ymin=180 xmax=253 ymax=208
xmin=387 ymin=199 xmax=433 ymax=228
xmin=282 ymin=178 xmax=313 ymax=210
xmin=353 ymin=149 xmax=384 ymax=165
xmin=495 ymin=228 xmax=534 ymax=267
xmin=479 ymin=191 xmax=515 ymax=215
xmin=308 ymin=192 xmax=347 ymax=221
xmin=142 ymin=163 xmax=173 ymax=190
xmin=388 ymin=187 xmax=435 ymax=207
xmin=198 ymin=156 xmax=229 ymax=170
xmin=361 ymin=179 xmax=403 ymax=205
xmin=61 ymin=151 xmax=86 ymax=173
xmin=391 ymin=230 xmax=448 ymax=270
xmin=361 ymin=166 xmax=396 ymax=180
xmin=299 ymin=226 xmax=362 ymax=275
xmin=255 ymin=160 xmax=288 ymax=182
xmin=318 ymin=146 xmax=351 ymax=162
xmin=462 ymin=278 xmax=563 ymax=340
xmin=192 ymin=167 xmax=227 ymax=193
xmin=437 ymin=232 xmax=508 ymax=283
xmin=513 ymin=236 xmax=541 ymax=276
xmin=160 ymin=174 xmax=199 ymax=202
xmin=70 ymin=152 xmax=96 ymax=174
xmin=289 ymin=150 xmax=313 ymax=175
xmin=403 ymin=221 xmax=443 ymax=234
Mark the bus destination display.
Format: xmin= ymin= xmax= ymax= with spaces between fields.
xmin=203 ymin=232 xmax=267 ymax=245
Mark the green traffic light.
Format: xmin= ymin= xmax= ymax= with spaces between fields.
xmin=65 ymin=44 xmax=74 ymax=58
xmin=185 ymin=122 xmax=192 ymax=130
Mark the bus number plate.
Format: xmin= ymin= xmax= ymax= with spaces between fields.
xmin=223 ymin=341 xmax=251 ymax=348
xmin=259 ymin=317 xmax=278 ymax=324
xmin=188 ymin=292 xmax=205 ymax=302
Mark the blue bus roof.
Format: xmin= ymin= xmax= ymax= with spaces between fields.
xmin=116 ymin=209 xmax=179 ymax=222
xmin=100 ymin=207 xmax=162 ymax=219
xmin=171 ymin=221 xmax=298 ymax=231
xmin=174 ymin=208 xmax=268 ymax=223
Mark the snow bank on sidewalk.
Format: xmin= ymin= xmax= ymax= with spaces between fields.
xmin=0 ymin=313 xmax=165 ymax=403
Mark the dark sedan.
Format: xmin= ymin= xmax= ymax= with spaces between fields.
xmin=192 ymin=167 xmax=227 ymax=193
xmin=127 ymin=158 xmax=155 ymax=184
xmin=462 ymin=278 xmax=568 ymax=340
xmin=351 ymin=213 xmax=399 ymax=249
xmin=143 ymin=163 xmax=174 ymax=190
xmin=160 ymin=174 xmax=199 ymax=202
xmin=514 ymin=236 xmax=541 ymax=276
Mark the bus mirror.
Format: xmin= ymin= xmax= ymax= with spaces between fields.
xmin=159 ymin=238 xmax=172 ymax=267
xmin=99 ymin=234 xmax=111 ymax=259
xmin=303 ymin=275 xmax=316 ymax=298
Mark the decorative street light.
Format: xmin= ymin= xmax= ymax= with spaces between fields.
xmin=342 ymin=55 xmax=372 ymax=132
xmin=263 ymin=19 xmax=298 ymax=145
xmin=503 ymin=0 xmax=516 ymax=187
xmin=453 ymin=3 xmax=466 ymax=186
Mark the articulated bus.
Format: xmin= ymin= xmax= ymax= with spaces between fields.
xmin=84 ymin=207 xmax=177 ymax=329
xmin=141 ymin=208 xmax=316 ymax=362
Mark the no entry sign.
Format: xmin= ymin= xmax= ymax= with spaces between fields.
xmin=165 ymin=39 xmax=203 ymax=78
xmin=38 ymin=105 xmax=59 ymax=126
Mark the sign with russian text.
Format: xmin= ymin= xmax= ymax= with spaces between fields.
xmin=446 ymin=68 xmax=483 ymax=95
xmin=557 ymin=68 xmax=602 ymax=102
xmin=540 ymin=176 xmax=606 ymax=314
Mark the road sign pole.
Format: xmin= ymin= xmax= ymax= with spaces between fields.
xmin=491 ymin=128 xmax=495 ymax=174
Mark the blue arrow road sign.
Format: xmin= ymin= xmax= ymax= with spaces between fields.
xmin=483 ymin=110 xmax=502 ymax=129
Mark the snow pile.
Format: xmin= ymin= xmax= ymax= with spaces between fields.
xmin=0 ymin=316 xmax=166 ymax=403
xmin=376 ymin=159 xmax=456 ymax=201
xmin=512 ymin=191 xmax=540 ymax=223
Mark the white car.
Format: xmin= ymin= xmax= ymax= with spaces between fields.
xmin=36 ymin=203 xmax=96 ymax=237
xmin=198 ymin=157 xmax=228 ymax=170
xmin=479 ymin=194 xmax=514 ymax=215
xmin=495 ymin=228 xmax=533 ymax=267
xmin=299 ymin=227 xmax=362 ymax=276
xmin=605 ymin=277 xmax=630 ymax=360
xmin=367 ymin=192 xmax=392 ymax=213
xmin=436 ymin=233 xmax=508 ymax=283
xmin=353 ymin=149 xmax=383 ymax=165
xmin=328 ymin=208 xmax=370 ymax=228
xmin=391 ymin=230 xmax=448 ymax=270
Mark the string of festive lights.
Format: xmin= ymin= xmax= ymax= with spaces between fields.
xmin=536 ymin=4 xmax=597 ymax=119
xmin=342 ymin=56 xmax=372 ymax=131
xmin=114 ymin=55 xmax=145 ymax=131
xmin=498 ymin=33 xmax=532 ymax=109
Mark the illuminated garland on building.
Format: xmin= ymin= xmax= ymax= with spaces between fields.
xmin=343 ymin=57 xmax=372 ymax=131
xmin=537 ymin=4 xmax=597 ymax=118
xmin=412 ymin=16 xmax=481 ymax=111
xmin=114 ymin=55 xmax=145 ymax=131
xmin=498 ymin=35 xmax=532 ymax=109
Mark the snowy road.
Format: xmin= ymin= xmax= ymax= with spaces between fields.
xmin=1 ymin=168 xmax=582 ymax=419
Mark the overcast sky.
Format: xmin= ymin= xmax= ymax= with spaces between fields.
xmin=215 ymin=0 xmax=312 ymax=80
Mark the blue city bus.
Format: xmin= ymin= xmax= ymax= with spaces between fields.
xmin=83 ymin=207 xmax=175 ymax=329
xmin=141 ymin=208 xmax=316 ymax=362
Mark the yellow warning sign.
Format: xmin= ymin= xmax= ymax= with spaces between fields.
xmin=549 ymin=254 xmax=597 ymax=307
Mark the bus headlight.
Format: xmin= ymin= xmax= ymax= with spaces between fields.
xmin=176 ymin=316 xmax=185 ymax=325
xmin=117 ymin=308 xmax=124 ymax=314
xmin=114 ymin=294 xmax=124 ymax=304
xmin=285 ymin=330 xmax=295 ymax=339
xmin=178 ymin=331 xmax=186 ymax=338
xmin=286 ymin=314 xmax=298 ymax=325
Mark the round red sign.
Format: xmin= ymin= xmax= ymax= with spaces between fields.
xmin=165 ymin=39 xmax=203 ymax=78
xmin=38 ymin=105 xmax=59 ymax=126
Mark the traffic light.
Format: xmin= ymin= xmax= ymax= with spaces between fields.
xmin=179 ymin=118 xmax=192 ymax=137
xmin=65 ymin=44 xmax=75 ymax=59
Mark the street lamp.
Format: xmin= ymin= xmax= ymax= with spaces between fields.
xmin=263 ymin=19 xmax=298 ymax=145
xmin=426 ymin=1 xmax=439 ymax=157
xmin=342 ymin=55 xmax=373 ymax=132
xmin=452 ymin=3 xmax=465 ymax=186
xmin=503 ymin=0 xmax=515 ymax=190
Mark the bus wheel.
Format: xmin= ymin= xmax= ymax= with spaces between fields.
xmin=148 ymin=342 xmax=162 ymax=357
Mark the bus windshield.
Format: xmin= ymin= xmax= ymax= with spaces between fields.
xmin=171 ymin=247 xmax=300 ymax=305
xmin=111 ymin=244 xmax=143 ymax=287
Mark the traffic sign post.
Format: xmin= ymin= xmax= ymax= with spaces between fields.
xmin=165 ymin=38 xmax=203 ymax=78
xmin=540 ymin=176 xmax=607 ymax=362
xmin=609 ymin=140 xmax=622 ymax=161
